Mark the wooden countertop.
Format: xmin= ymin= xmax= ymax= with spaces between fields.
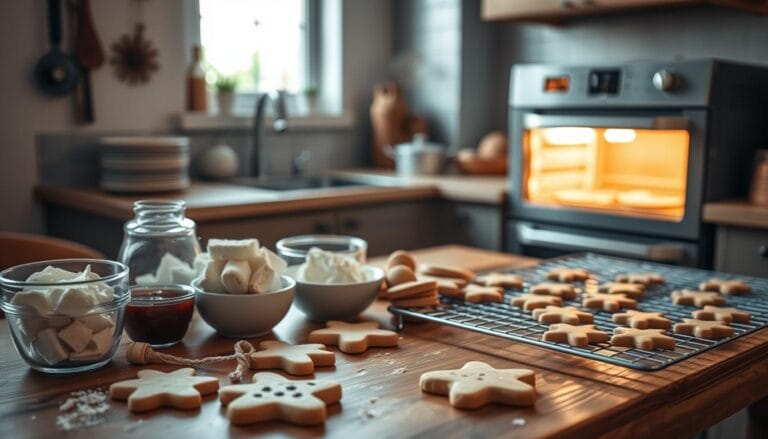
xmin=1 ymin=245 xmax=766 ymax=438
xmin=704 ymin=199 xmax=768 ymax=229
xmin=34 ymin=172 xmax=508 ymax=222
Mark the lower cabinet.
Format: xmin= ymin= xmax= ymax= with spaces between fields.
xmin=438 ymin=202 xmax=503 ymax=251
xmin=714 ymin=226 xmax=768 ymax=277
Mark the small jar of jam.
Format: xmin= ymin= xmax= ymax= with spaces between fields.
xmin=125 ymin=285 xmax=195 ymax=348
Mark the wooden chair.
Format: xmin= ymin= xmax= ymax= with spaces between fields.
xmin=0 ymin=232 xmax=105 ymax=270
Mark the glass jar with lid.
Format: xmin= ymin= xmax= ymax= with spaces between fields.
xmin=118 ymin=200 xmax=201 ymax=285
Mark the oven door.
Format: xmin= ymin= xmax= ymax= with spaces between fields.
xmin=509 ymin=109 xmax=706 ymax=240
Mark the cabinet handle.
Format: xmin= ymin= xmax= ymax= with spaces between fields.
xmin=314 ymin=222 xmax=332 ymax=234
xmin=760 ymin=245 xmax=768 ymax=259
xmin=343 ymin=218 xmax=360 ymax=231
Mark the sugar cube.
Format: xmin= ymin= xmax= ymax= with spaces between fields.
xmin=207 ymin=239 xmax=259 ymax=261
xmin=54 ymin=287 xmax=97 ymax=317
xmin=33 ymin=328 xmax=69 ymax=365
xmin=57 ymin=320 xmax=93 ymax=353
xmin=79 ymin=314 xmax=114 ymax=332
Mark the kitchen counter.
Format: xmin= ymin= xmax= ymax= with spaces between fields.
xmin=704 ymin=199 xmax=768 ymax=229
xmin=1 ymin=245 xmax=766 ymax=438
xmin=33 ymin=171 xmax=508 ymax=223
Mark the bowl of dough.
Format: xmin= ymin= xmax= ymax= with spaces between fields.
xmin=192 ymin=239 xmax=295 ymax=338
xmin=0 ymin=259 xmax=129 ymax=374
xmin=287 ymin=247 xmax=385 ymax=322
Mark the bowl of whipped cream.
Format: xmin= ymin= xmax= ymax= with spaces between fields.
xmin=287 ymin=247 xmax=384 ymax=322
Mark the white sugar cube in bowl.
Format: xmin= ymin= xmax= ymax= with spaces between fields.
xmin=0 ymin=259 xmax=129 ymax=374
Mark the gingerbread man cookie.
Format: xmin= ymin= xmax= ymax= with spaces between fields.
xmin=582 ymin=293 xmax=637 ymax=312
xmin=109 ymin=368 xmax=220 ymax=412
xmin=671 ymin=290 xmax=726 ymax=307
xmin=220 ymin=372 xmax=342 ymax=426
xmin=532 ymin=306 xmax=593 ymax=325
xmin=615 ymin=272 xmax=665 ymax=286
xmin=528 ymin=283 xmax=577 ymax=300
xmin=464 ymin=284 xmax=504 ymax=304
xmin=250 ymin=340 xmax=335 ymax=376
xmin=510 ymin=293 xmax=562 ymax=311
xmin=699 ymin=278 xmax=752 ymax=295
xmin=542 ymin=324 xmax=609 ymax=347
xmin=419 ymin=361 xmax=536 ymax=409
xmin=611 ymin=327 xmax=676 ymax=350
xmin=674 ymin=319 xmax=734 ymax=339
xmin=308 ymin=321 xmax=399 ymax=354
xmin=546 ymin=267 xmax=590 ymax=282
xmin=474 ymin=273 xmax=524 ymax=289
xmin=598 ymin=282 xmax=645 ymax=299
xmin=611 ymin=310 xmax=671 ymax=329
xmin=692 ymin=306 xmax=751 ymax=324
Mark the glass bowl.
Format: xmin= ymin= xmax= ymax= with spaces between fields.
xmin=276 ymin=235 xmax=367 ymax=266
xmin=0 ymin=259 xmax=129 ymax=374
xmin=125 ymin=284 xmax=195 ymax=348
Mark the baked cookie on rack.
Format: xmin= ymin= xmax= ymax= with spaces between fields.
xmin=610 ymin=327 xmax=676 ymax=350
xmin=692 ymin=306 xmax=751 ymax=324
xmin=463 ymin=284 xmax=505 ymax=304
xmin=542 ymin=323 xmax=609 ymax=347
xmin=598 ymin=282 xmax=645 ymax=299
xmin=611 ymin=310 xmax=671 ymax=329
xmin=510 ymin=293 xmax=562 ymax=311
xmin=582 ymin=292 xmax=637 ymax=312
xmin=615 ymin=272 xmax=665 ymax=286
xmin=532 ymin=306 xmax=594 ymax=325
xmin=673 ymin=318 xmax=734 ymax=339
xmin=528 ymin=283 xmax=577 ymax=300
xmin=546 ymin=268 xmax=590 ymax=282
xmin=419 ymin=264 xmax=475 ymax=283
xmin=474 ymin=273 xmax=524 ymax=289
xmin=698 ymin=278 xmax=752 ymax=295
xmin=671 ymin=290 xmax=726 ymax=307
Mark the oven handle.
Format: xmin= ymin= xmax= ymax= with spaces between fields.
xmin=516 ymin=223 xmax=686 ymax=262
xmin=523 ymin=114 xmax=689 ymax=130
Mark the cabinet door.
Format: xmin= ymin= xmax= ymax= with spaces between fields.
xmin=197 ymin=211 xmax=336 ymax=250
xmin=714 ymin=226 xmax=768 ymax=277
xmin=336 ymin=202 xmax=441 ymax=257
xmin=442 ymin=202 xmax=503 ymax=251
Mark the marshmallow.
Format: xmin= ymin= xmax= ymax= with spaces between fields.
xmin=135 ymin=273 xmax=157 ymax=285
xmin=25 ymin=266 xmax=80 ymax=283
xmin=171 ymin=265 xmax=197 ymax=284
xmin=261 ymin=247 xmax=287 ymax=273
xmin=198 ymin=259 xmax=226 ymax=293
xmin=69 ymin=347 xmax=102 ymax=362
xmin=47 ymin=316 xmax=72 ymax=329
xmin=155 ymin=253 xmax=190 ymax=284
xmin=221 ymin=260 xmax=252 ymax=294
xmin=54 ymin=287 xmax=97 ymax=317
xmin=193 ymin=252 xmax=211 ymax=273
xmin=79 ymin=314 xmax=115 ymax=332
xmin=207 ymin=239 xmax=259 ymax=261
xmin=57 ymin=320 xmax=94 ymax=353
xmin=18 ymin=316 xmax=47 ymax=338
xmin=249 ymin=264 xmax=279 ymax=294
xmin=297 ymin=247 xmax=366 ymax=284
xmin=33 ymin=328 xmax=69 ymax=365
xmin=90 ymin=327 xmax=114 ymax=355
xmin=10 ymin=290 xmax=52 ymax=315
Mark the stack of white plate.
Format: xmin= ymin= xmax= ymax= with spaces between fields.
xmin=99 ymin=136 xmax=190 ymax=193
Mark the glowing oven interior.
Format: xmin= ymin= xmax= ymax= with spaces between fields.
xmin=524 ymin=127 xmax=690 ymax=221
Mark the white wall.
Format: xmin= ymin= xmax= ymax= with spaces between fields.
xmin=0 ymin=0 xmax=186 ymax=233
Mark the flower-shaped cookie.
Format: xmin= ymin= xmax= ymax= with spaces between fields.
xmin=474 ymin=273 xmax=523 ymax=289
xmin=510 ymin=293 xmax=562 ymax=311
xmin=615 ymin=272 xmax=665 ymax=286
xmin=250 ymin=340 xmax=335 ymax=376
xmin=220 ymin=372 xmax=342 ymax=425
xmin=699 ymin=278 xmax=751 ymax=295
xmin=674 ymin=319 xmax=734 ymax=339
xmin=420 ymin=361 xmax=536 ymax=409
xmin=610 ymin=327 xmax=676 ymax=350
xmin=542 ymin=323 xmax=609 ymax=347
xmin=582 ymin=293 xmax=637 ymax=312
xmin=308 ymin=321 xmax=398 ymax=354
xmin=109 ymin=368 xmax=220 ymax=412
xmin=598 ymin=282 xmax=644 ymax=299
xmin=464 ymin=284 xmax=504 ymax=304
xmin=532 ymin=306 xmax=593 ymax=325
xmin=546 ymin=268 xmax=590 ymax=282
xmin=528 ymin=283 xmax=577 ymax=300
xmin=692 ymin=306 xmax=751 ymax=324
xmin=611 ymin=310 xmax=671 ymax=329
xmin=671 ymin=290 xmax=726 ymax=307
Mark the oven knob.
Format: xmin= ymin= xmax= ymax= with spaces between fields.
xmin=652 ymin=69 xmax=678 ymax=92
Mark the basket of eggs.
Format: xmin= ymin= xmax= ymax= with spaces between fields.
xmin=455 ymin=131 xmax=508 ymax=175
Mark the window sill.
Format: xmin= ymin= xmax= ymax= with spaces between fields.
xmin=175 ymin=111 xmax=356 ymax=132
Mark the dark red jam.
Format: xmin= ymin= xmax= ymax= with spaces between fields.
xmin=125 ymin=287 xmax=195 ymax=347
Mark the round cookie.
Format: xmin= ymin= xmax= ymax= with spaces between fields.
xmin=386 ymin=265 xmax=417 ymax=287
xmin=386 ymin=250 xmax=417 ymax=271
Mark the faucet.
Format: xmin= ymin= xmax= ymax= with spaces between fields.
xmin=252 ymin=90 xmax=288 ymax=177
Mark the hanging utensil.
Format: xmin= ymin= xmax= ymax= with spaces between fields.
xmin=74 ymin=0 xmax=105 ymax=123
xmin=35 ymin=0 xmax=80 ymax=96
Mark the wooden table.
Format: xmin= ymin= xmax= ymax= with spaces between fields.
xmin=1 ymin=245 xmax=767 ymax=438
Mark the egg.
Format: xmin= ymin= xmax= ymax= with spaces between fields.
xmin=477 ymin=131 xmax=508 ymax=160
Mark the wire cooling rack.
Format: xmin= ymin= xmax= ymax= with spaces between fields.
xmin=389 ymin=253 xmax=768 ymax=371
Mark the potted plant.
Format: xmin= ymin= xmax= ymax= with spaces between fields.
xmin=303 ymin=86 xmax=319 ymax=114
xmin=216 ymin=76 xmax=238 ymax=116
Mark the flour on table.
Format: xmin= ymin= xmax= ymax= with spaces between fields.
xmin=56 ymin=388 xmax=110 ymax=431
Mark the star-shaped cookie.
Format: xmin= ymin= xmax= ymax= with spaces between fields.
xmin=671 ymin=290 xmax=726 ymax=307
xmin=674 ymin=319 xmax=734 ymax=339
xmin=692 ymin=306 xmax=751 ymax=324
xmin=699 ymin=278 xmax=752 ymax=295
xmin=546 ymin=268 xmax=589 ymax=282
xmin=611 ymin=310 xmax=671 ymax=329
xmin=250 ymin=340 xmax=335 ymax=376
xmin=582 ymin=293 xmax=637 ymax=312
xmin=308 ymin=321 xmax=399 ymax=354
xmin=542 ymin=324 xmax=609 ymax=347
xmin=220 ymin=372 xmax=342 ymax=425
xmin=474 ymin=273 xmax=523 ymax=289
xmin=419 ymin=361 xmax=536 ymax=409
xmin=510 ymin=293 xmax=562 ymax=311
xmin=464 ymin=284 xmax=504 ymax=303
xmin=528 ymin=283 xmax=577 ymax=300
xmin=109 ymin=368 xmax=220 ymax=412
xmin=532 ymin=306 xmax=593 ymax=325
xmin=610 ymin=327 xmax=676 ymax=350
xmin=615 ymin=272 xmax=665 ymax=286
xmin=598 ymin=282 xmax=645 ymax=299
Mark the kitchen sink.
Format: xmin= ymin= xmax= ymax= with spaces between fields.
xmin=229 ymin=176 xmax=371 ymax=192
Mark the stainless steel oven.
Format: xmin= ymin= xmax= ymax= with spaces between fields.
xmin=505 ymin=60 xmax=768 ymax=267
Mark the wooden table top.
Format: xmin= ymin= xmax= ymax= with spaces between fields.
xmin=1 ymin=245 xmax=767 ymax=438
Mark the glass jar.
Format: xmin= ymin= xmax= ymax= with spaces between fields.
xmin=118 ymin=200 xmax=201 ymax=286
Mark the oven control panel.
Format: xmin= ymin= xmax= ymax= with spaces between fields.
xmin=511 ymin=60 xmax=716 ymax=108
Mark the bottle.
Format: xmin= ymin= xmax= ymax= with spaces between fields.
xmin=118 ymin=200 xmax=202 ymax=286
xmin=186 ymin=46 xmax=207 ymax=112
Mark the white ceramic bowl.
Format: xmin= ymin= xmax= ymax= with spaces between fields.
xmin=193 ymin=275 xmax=295 ymax=338
xmin=287 ymin=265 xmax=385 ymax=322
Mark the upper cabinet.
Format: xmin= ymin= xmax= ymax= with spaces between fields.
xmin=481 ymin=0 xmax=768 ymax=22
